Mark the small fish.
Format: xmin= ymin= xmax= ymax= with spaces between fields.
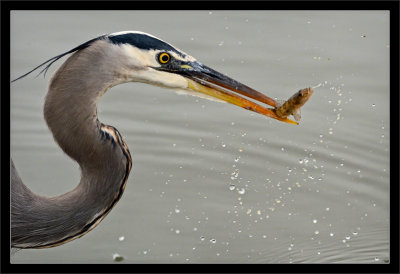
xmin=274 ymin=87 xmax=314 ymax=122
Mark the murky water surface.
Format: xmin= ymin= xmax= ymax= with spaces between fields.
xmin=10 ymin=10 xmax=389 ymax=263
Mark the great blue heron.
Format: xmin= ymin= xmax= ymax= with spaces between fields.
xmin=11 ymin=31 xmax=296 ymax=249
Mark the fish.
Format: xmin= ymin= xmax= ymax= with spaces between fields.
xmin=274 ymin=87 xmax=314 ymax=122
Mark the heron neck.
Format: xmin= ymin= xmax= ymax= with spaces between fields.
xmin=12 ymin=43 xmax=132 ymax=248
xmin=44 ymin=44 xmax=123 ymax=163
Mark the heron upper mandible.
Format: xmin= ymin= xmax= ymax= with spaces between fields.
xmin=11 ymin=31 xmax=296 ymax=249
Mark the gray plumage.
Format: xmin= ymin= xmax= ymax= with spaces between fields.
xmin=12 ymin=39 xmax=132 ymax=248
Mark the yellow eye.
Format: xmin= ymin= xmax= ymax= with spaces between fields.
xmin=158 ymin=52 xmax=170 ymax=64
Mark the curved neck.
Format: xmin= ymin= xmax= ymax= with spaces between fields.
xmin=11 ymin=41 xmax=132 ymax=248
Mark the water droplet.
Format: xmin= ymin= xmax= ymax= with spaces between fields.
xmin=345 ymin=236 xmax=351 ymax=240
xmin=313 ymin=219 xmax=318 ymax=224
xmin=118 ymin=236 xmax=125 ymax=241
xmin=372 ymin=104 xmax=376 ymax=107
xmin=238 ymin=188 xmax=246 ymax=195
xmin=200 ymin=236 xmax=205 ymax=241
xmin=210 ymin=238 xmax=216 ymax=243
xmin=175 ymin=229 xmax=180 ymax=234
xmin=314 ymin=230 xmax=319 ymax=235
xmin=229 ymin=184 xmax=236 ymax=191
xmin=352 ymin=231 xmax=358 ymax=236
xmin=175 ymin=208 xmax=180 ymax=214
xmin=113 ymin=253 xmax=124 ymax=262
xmin=374 ymin=257 xmax=380 ymax=261
xmin=221 ymin=143 xmax=226 ymax=147
xmin=330 ymin=232 xmax=334 ymax=237
xmin=230 ymin=169 xmax=239 ymax=180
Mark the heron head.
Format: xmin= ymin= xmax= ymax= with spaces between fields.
xmin=107 ymin=31 xmax=296 ymax=124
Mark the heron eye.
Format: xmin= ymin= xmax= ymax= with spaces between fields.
xmin=158 ymin=52 xmax=170 ymax=64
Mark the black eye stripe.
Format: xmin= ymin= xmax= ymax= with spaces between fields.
xmin=108 ymin=33 xmax=186 ymax=58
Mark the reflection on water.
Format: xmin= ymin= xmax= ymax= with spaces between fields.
xmin=11 ymin=10 xmax=389 ymax=263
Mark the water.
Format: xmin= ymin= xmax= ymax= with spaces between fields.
xmin=10 ymin=10 xmax=389 ymax=263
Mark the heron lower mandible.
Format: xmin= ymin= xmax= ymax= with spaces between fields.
xmin=11 ymin=31 xmax=296 ymax=249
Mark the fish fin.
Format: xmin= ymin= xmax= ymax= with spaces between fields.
xmin=275 ymin=99 xmax=285 ymax=108
xmin=293 ymin=109 xmax=301 ymax=121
